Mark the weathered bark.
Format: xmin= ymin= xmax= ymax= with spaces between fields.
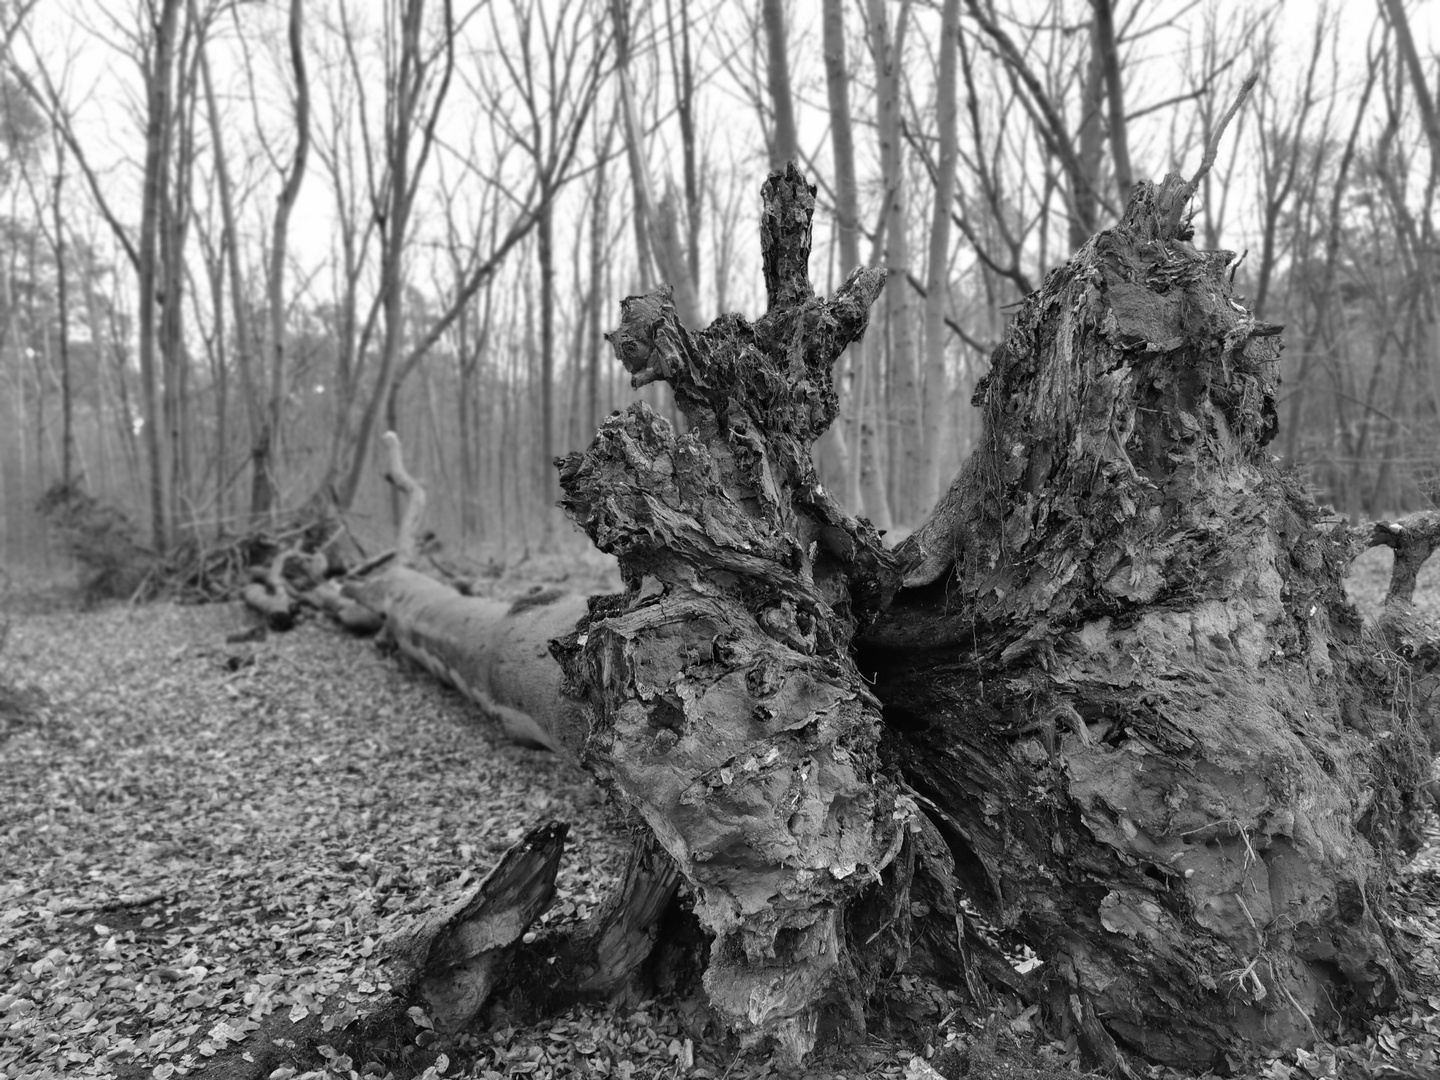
xmin=864 ymin=174 xmax=1437 ymax=1069
xmin=497 ymin=830 xmax=691 ymax=1013
xmin=549 ymin=165 xmax=1440 ymax=1072
xmin=555 ymin=164 xmax=905 ymax=1064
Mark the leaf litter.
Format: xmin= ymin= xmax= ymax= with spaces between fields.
xmin=0 ymin=600 xmax=638 ymax=1079
xmin=1 ymin=552 xmax=1437 ymax=1080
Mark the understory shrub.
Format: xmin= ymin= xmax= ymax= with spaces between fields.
xmin=36 ymin=482 xmax=157 ymax=604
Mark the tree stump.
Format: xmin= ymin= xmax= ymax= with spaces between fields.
xmin=557 ymin=166 xmax=1437 ymax=1071
xmin=865 ymin=175 xmax=1435 ymax=1068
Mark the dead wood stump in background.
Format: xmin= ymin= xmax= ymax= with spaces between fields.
xmin=556 ymin=163 xmax=906 ymax=1063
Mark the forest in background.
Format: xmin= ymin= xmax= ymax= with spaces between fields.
xmin=1 ymin=0 xmax=1438 ymax=572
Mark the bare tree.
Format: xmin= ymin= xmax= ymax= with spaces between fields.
xmin=761 ymin=0 xmax=797 ymax=169
xmin=1281 ymin=37 xmax=1377 ymax=466
xmin=192 ymin=0 xmax=257 ymax=529
xmin=867 ymin=0 xmax=918 ymax=522
xmin=1248 ymin=14 xmax=1329 ymax=321
xmin=821 ymin=0 xmax=868 ymax=514
xmin=1378 ymin=0 xmax=1440 ymax=426
xmin=331 ymin=0 xmax=458 ymax=513
xmin=963 ymin=0 xmax=1101 ymax=252
xmin=1089 ymin=0 xmax=1133 ymax=204
xmin=918 ymin=0 xmax=960 ymax=514
xmin=610 ymin=0 xmax=699 ymax=327
xmin=135 ymin=0 xmax=185 ymax=551
xmin=250 ymin=0 xmax=311 ymax=522
xmin=473 ymin=0 xmax=607 ymax=531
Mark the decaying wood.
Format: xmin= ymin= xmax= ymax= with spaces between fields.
xmin=301 ymin=577 xmax=384 ymax=633
xmin=552 ymin=163 xmax=1440 ymax=1071
xmin=206 ymin=821 xmax=691 ymax=1080
xmin=217 ymin=162 xmax=1438 ymax=1075
xmin=862 ymin=172 xmax=1436 ymax=1069
xmin=556 ymin=163 xmax=906 ymax=1064
xmin=1352 ymin=511 xmax=1440 ymax=609
xmin=382 ymin=429 xmax=428 ymax=567
xmin=383 ymin=820 xmax=568 ymax=1032
xmin=206 ymin=822 xmax=571 ymax=1080
xmin=493 ymin=831 xmax=691 ymax=1014
xmin=240 ymin=430 xmax=586 ymax=752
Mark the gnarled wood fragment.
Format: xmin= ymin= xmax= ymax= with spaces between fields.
xmin=383 ymin=821 xmax=568 ymax=1032
xmin=556 ymin=163 xmax=904 ymax=1063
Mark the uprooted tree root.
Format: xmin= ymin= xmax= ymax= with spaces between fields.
xmin=158 ymin=165 xmax=1440 ymax=1079
xmin=865 ymin=174 xmax=1440 ymax=1070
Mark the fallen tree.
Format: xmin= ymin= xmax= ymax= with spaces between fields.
xmin=237 ymin=431 xmax=590 ymax=751
xmin=218 ymin=164 xmax=1438 ymax=1077
xmin=345 ymin=434 xmax=590 ymax=754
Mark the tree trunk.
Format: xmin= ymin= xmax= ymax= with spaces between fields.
xmin=918 ymin=0 xmax=960 ymax=514
xmin=325 ymin=431 xmax=589 ymax=754
xmin=761 ymin=0 xmax=797 ymax=170
xmin=195 ymin=2 xmax=262 ymax=528
xmin=585 ymin=122 xmax=611 ymax=447
xmin=1090 ymin=0 xmax=1133 ymax=205
xmin=353 ymin=564 xmax=586 ymax=754
xmin=867 ymin=0 xmax=919 ymax=523
xmin=136 ymin=0 xmax=183 ymax=552
xmin=257 ymin=0 xmax=311 ymax=523
xmin=52 ymin=142 xmax=76 ymax=489
xmin=538 ymin=197 xmax=557 ymax=525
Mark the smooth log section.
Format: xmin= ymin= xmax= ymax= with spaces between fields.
xmin=352 ymin=567 xmax=586 ymax=754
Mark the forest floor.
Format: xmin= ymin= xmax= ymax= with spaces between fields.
xmin=1 ymin=548 xmax=1438 ymax=1080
